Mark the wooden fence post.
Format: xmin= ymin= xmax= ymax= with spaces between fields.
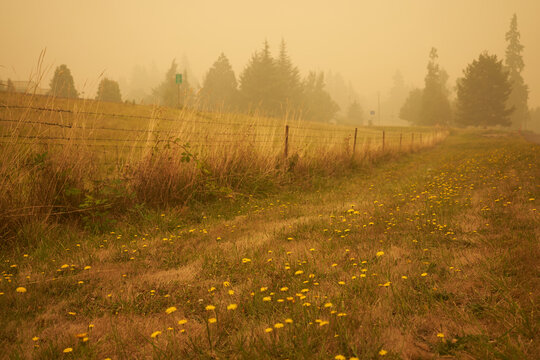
xmin=353 ymin=128 xmax=358 ymax=154
xmin=399 ymin=132 xmax=403 ymax=151
xmin=284 ymin=124 xmax=289 ymax=159
xmin=382 ymin=130 xmax=385 ymax=151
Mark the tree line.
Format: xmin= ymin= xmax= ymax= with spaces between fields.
xmin=2 ymin=14 xmax=537 ymax=129
xmin=400 ymin=14 xmax=531 ymax=129
xmin=13 ymin=39 xmax=346 ymax=124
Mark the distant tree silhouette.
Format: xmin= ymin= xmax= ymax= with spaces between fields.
xmin=200 ymin=53 xmax=238 ymax=110
xmin=505 ymin=14 xmax=529 ymax=129
xmin=50 ymin=64 xmax=78 ymax=98
xmin=7 ymin=79 xmax=16 ymax=93
xmin=153 ymin=60 xmax=192 ymax=108
xmin=275 ymin=39 xmax=302 ymax=112
xmin=301 ymin=72 xmax=339 ymax=123
xmin=420 ymin=48 xmax=452 ymax=125
xmin=96 ymin=78 xmax=122 ymax=102
xmin=400 ymin=88 xmax=423 ymax=125
xmin=456 ymin=53 xmax=513 ymax=127
xmin=347 ymin=101 xmax=364 ymax=125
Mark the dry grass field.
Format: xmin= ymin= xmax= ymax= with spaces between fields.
xmin=0 ymin=94 xmax=538 ymax=359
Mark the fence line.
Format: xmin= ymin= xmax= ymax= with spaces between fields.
xmin=0 ymin=104 xmax=447 ymax=162
xmin=0 ymin=104 xmax=383 ymax=132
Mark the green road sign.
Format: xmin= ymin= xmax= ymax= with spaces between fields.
xmin=176 ymin=74 xmax=182 ymax=84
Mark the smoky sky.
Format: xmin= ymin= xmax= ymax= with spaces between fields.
xmin=1 ymin=0 xmax=539 ymax=111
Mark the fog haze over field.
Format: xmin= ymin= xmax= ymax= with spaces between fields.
xmin=1 ymin=0 xmax=539 ymax=122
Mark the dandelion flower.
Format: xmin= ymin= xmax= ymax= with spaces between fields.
xmin=285 ymin=318 xmax=293 ymax=324
xmin=437 ymin=332 xmax=445 ymax=338
xmin=227 ymin=303 xmax=237 ymax=310
xmin=379 ymin=349 xmax=388 ymax=356
xmin=150 ymin=331 xmax=161 ymax=338
xmin=205 ymin=305 xmax=216 ymax=311
xmin=178 ymin=319 xmax=188 ymax=325
xmin=262 ymin=296 xmax=271 ymax=302
xmin=280 ymin=287 xmax=289 ymax=291
xmin=421 ymin=272 xmax=428 ymax=277
xmin=324 ymin=302 xmax=333 ymax=308
xmin=208 ymin=317 xmax=217 ymax=323
xmin=241 ymin=258 xmax=251 ymax=263
xmin=335 ymin=355 xmax=346 ymax=360
xmin=274 ymin=323 xmax=284 ymax=329
xmin=15 ymin=287 xmax=27 ymax=293
xmin=228 ymin=289 xmax=234 ymax=295
xmin=294 ymin=270 xmax=304 ymax=275
xmin=165 ymin=307 xmax=177 ymax=314
xmin=32 ymin=336 xmax=39 ymax=341
xmin=376 ymin=251 xmax=384 ymax=257
xmin=264 ymin=327 xmax=273 ymax=333
xmin=63 ymin=347 xmax=73 ymax=353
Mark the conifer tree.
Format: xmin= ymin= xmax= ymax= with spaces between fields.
xmin=275 ymin=39 xmax=302 ymax=112
xmin=200 ymin=53 xmax=238 ymax=110
xmin=96 ymin=78 xmax=122 ymax=102
xmin=456 ymin=52 xmax=513 ymax=127
xmin=347 ymin=101 xmax=364 ymax=125
xmin=505 ymin=14 xmax=529 ymax=128
xmin=400 ymin=88 xmax=423 ymax=124
xmin=420 ymin=48 xmax=451 ymax=125
xmin=49 ymin=64 xmax=78 ymax=98
xmin=239 ymin=40 xmax=280 ymax=114
xmin=301 ymin=72 xmax=339 ymax=122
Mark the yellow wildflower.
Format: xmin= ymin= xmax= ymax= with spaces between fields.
xmin=165 ymin=306 xmax=177 ymax=314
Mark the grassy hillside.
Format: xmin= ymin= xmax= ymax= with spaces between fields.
xmin=0 ymin=93 xmax=445 ymax=242
xmin=0 ymin=130 xmax=537 ymax=359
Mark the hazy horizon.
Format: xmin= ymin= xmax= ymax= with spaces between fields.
xmin=1 ymin=0 xmax=539 ymax=120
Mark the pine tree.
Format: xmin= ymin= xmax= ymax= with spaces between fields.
xmin=400 ymin=88 xmax=423 ymax=124
xmin=239 ymin=40 xmax=280 ymax=114
xmin=456 ymin=52 xmax=513 ymax=127
xmin=301 ymin=72 xmax=339 ymax=123
xmin=347 ymin=101 xmax=364 ymax=125
xmin=420 ymin=48 xmax=452 ymax=125
xmin=505 ymin=14 xmax=529 ymax=129
xmin=385 ymin=70 xmax=409 ymax=123
xmin=200 ymin=53 xmax=238 ymax=110
xmin=96 ymin=78 xmax=122 ymax=102
xmin=275 ymin=39 xmax=302 ymax=112
xmin=49 ymin=64 xmax=78 ymax=98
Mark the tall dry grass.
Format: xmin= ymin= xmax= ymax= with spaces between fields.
xmin=0 ymin=90 xmax=448 ymax=244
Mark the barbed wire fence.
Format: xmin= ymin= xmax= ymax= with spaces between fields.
xmin=0 ymin=104 xmax=446 ymax=168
